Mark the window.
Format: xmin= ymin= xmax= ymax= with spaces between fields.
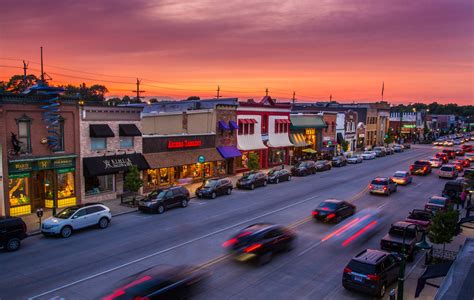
xmin=55 ymin=118 xmax=65 ymax=152
xmin=8 ymin=175 xmax=30 ymax=207
xmin=86 ymin=206 xmax=104 ymax=214
xmin=73 ymin=209 xmax=86 ymax=218
xmin=85 ymin=174 xmax=114 ymax=195
xmin=244 ymin=123 xmax=249 ymax=135
xmin=120 ymin=136 xmax=134 ymax=148
xmin=238 ymin=121 xmax=243 ymax=135
xmin=17 ymin=117 xmax=31 ymax=153
xmin=249 ymin=123 xmax=255 ymax=134
xmin=91 ymin=137 xmax=107 ymax=150
xmin=57 ymin=171 xmax=75 ymax=199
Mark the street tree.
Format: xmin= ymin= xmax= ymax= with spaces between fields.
xmin=124 ymin=165 xmax=143 ymax=194
xmin=247 ymin=153 xmax=260 ymax=171
xmin=428 ymin=208 xmax=459 ymax=259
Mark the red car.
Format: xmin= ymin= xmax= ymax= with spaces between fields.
xmin=442 ymin=149 xmax=456 ymax=159
xmin=458 ymin=158 xmax=471 ymax=168
xmin=435 ymin=152 xmax=449 ymax=163
xmin=453 ymin=161 xmax=464 ymax=172
xmin=461 ymin=145 xmax=473 ymax=152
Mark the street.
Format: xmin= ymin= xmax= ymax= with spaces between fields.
xmin=0 ymin=145 xmax=451 ymax=299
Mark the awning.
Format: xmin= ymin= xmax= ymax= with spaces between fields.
xmin=302 ymin=148 xmax=317 ymax=154
xmin=217 ymin=146 xmax=242 ymax=159
xmin=290 ymin=133 xmax=310 ymax=147
xmin=276 ymin=119 xmax=291 ymax=124
xmin=337 ymin=133 xmax=344 ymax=144
xmin=290 ymin=114 xmax=327 ymax=129
xmin=239 ymin=118 xmax=257 ymax=124
xmin=83 ymin=153 xmax=149 ymax=177
xmin=218 ymin=120 xmax=230 ymax=131
xmin=90 ymin=124 xmax=114 ymax=138
xmin=267 ymin=133 xmax=294 ymax=148
xmin=229 ymin=120 xmax=239 ymax=130
xmin=119 ymin=124 xmax=142 ymax=136
xmin=144 ymin=148 xmax=224 ymax=169
xmin=237 ymin=133 xmax=267 ymax=151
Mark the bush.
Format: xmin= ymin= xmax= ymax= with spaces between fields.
xmin=247 ymin=153 xmax=260 ymax=171
xmin=124 ymin=165 xmax=143 ymax=193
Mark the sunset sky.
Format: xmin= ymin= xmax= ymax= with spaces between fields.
xmin=0 ymin=0 xmax=473 ymax=104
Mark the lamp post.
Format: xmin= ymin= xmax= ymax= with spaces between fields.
xmin=397 ymin=223 xmax=432 ymax=300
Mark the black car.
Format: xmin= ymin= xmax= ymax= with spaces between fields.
xmin=454 ymin=149 xmax=464 ymax=156
xmin=138 ymin=186 xmax=190 ymax=214
xmin=442 ymin=180 xmax=463 ymax=201
xmin=373 ymin=147 xmax=386 ymax=157
xmin=312 ymin=199 xmax=355 ymax=223
xmin=101 ymin=264 xmax=210 ymax=300
xmin=315 ymin=160 xmax=332 ymax=171
xmin=223 ymin=223 xmax=296 ymax=265
xmin=343 ymin=249 xmax=401 ymax=297
xmin=267 ymin=169 xmax=292 ymax=184
xmin=0 ymin=217 xmax=27 ymax=252
xmin=380 ymin=222 xmax=422 ymax=261
xmin=332 ymin=156 xmax=347 ymax=167
xmin=236 ymin=171 xmax=267 ymax=190
xmin=196 ymin=178 xmax=233 ymax=199
xmin=291 ymin=161 xmax=317 ymax=176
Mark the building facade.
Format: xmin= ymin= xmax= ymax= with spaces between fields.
xmin=320 ymin=112 xmax=337 ymax=155
xmin=289 ymin=114 xmax=326 ymax=161
xmin=344 ymin=110 xmax=358 ymax=152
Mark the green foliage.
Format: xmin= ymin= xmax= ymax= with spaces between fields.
xmin=187 ymin=96 xmax=200 ymax=100
xmin=62 ymin=82 xmax=109 ymax=102
xmin=247 ymin=153 xmax=260 ymax=171
xmin=1 ymin=74 xmax=39 ymax=93
xmin=124 ymin=165 xmax=143 ymax=193
xmin=392 ymin=102 xmax=474 ymax=117
xmin=384 ymin=127 xmax=395 ymax=144
xmin=341 ymin=140 xmax=349 ymax=152
xmin=428 ymin=209 xmax=459 ymax=255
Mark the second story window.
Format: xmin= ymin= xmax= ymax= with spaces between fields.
xmin=17 ymin=115 xmax=32 ymax=154
xmin=89 ymin=124 xmax=114 ymax=151
xmin=120 ymin=136 xmax=134 ymax=148
xmin=55 ymin=117 xmax=65 ymax=152
xmin=91 ymin=138 xmax=107 ymax=150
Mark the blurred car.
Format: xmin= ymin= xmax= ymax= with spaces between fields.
xmin=454 ymin=149 xmax=465 ymax=156
xmin=435 ymin=152 xmax=449 ymax=163
xmin=236 ymin=171 xmax=267 ymax=190
xmin=342 ymin=249 xmax=401 ymax=297
xmin=315 ymin=160 xmax=332 ymax=171
xmin=405 ymin=209 xmax=433 ymax=232
xmin=442 ymin=149 xmax=456 ymax=159
xmin=139 ymin=187 xmax=190 ymax=214
xmin=223 ymin=223 xmax=296 ymax=265
xmin=332 ymin=156 xmax=348 ymax=167
xmin=452 ymin=160 xmax=464 ymax=172
xmin=390 ymin=171 xmax=413 ymax=185
xmin=458 ymin=158 xmax=471 ymax=168
xmin=438 ymin=165 xmax=458 ymax=179
xmin=385 ymin=147 xmax=394 ymax=155
xmin=312 ymin=199 xmax=355 ymax=223
xmin=347 ymin=155 xmax=363 ymax=164
xmin=409 ymin=160 xmax=432 ymax=176
xmin=267 ymin=169 xmax=292 ymax=184
xmin=373 ymin=147 xmax=386 ymax=157
xmin=424 ymin=196 xmax=452 ymax=213
xmin=403 ymin=143 xmax=411 ymax=149
xmin=453 ymin=139 xmax=461 ymax=145
xmin=461 ymin=144 xmax=473 ymax=152
xmin=433 ymin=140 xmax=443 ymax=146
xmin=393 ymin=145 xmax=403 ymax=152
xmin=196 ymin=178 xmax=233 ymax=199
xmin=465 ymin=152 xmax=474 ymax=162
xmin=428 ymin=157 xmax=443 ymax=168
xmin=101 ymin=265 xmax=210 ymax=300
xmin=291 ymin=160 xmax=317 ymax=176
xmin=369 ymin=177 xmax=397 ymax=195
xmin=443 ymin=140 xmax=454 ymax=147
xmin=362 ymin=151 xmax=376 ymax=160
xmin=0 ymin=217 xmax=27 ymax=251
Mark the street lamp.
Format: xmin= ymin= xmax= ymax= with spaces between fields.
xmin=397 ymin=223 xmax=432 ymax=300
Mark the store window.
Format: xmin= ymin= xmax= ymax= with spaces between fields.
xmin=91 ymin=137 xmax=107 ymax=150
xmin=269 ymin=149 xmax=286 ymax=165
xmin=85 ymin=174 xmax=114 ymax=195
xmin=17 ymin=117 xmax=31 ymax=154
xmin=249 ymin=123 xmax=255 ymax=134
xmin=238 ymin=121 xmax=243 ymax=135
xmin=120 ymin=136 xmax=134 ymax=148
xmin=146 ymin=169 xmax=159 ymax=187
xmin=44 ymin=170 xmax=55 ymax=200
xmin=160 ymin=168 xmax=170 ymax=185
xmin=57 ymin=171 xmax=75 ymax=199
xmin=216 ymin=161 xmax=227 ymax=176
xmin=8 ymin=174 xmax=30 ymax=207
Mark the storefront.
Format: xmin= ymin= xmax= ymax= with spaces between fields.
xmin=290 ymin=114 xmax=326 ymax=161
xmin=235 ymin=117 xmax=267 ymax=171
xmin=266 ymin=117 xmax=293 ymax=167
xmin=7 ymin=155 xmax=77 ymax=216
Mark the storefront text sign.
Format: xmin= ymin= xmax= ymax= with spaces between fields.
xmin=103 ymin=158 xmax=133 ymax=169
xmin=167 ymin=140 xmax=202 ymax=149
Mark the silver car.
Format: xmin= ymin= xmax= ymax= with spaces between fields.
xmin=41 ymin=203 xmax=112 ymax=238
xmin=347 ymin=155 xmax=363 ymax=164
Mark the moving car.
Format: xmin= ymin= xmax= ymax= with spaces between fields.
xmin=362 ymin=151 xmax=376 ymax=160
xmin=405 ymin=209 xmax=433 ymax=232
xmin=342 ymin=249 xmax=401 ymax=297
xmin=435 ymin=152 xmax=449 ymax=163
xmin=380 ymin=222 xmax=422 ymax=261
xmin=223 ymin=223 xmax=296 ymax=265
xmin=443 ymin=140 xmax=454 ymax=147
xmin=347 ymin=155 xmax=363 ymax=164
xmin=428 ymin=157 xmax=443 ymax=168
xmin=42 ymin=203 xmax=112 ymax=238
xmin=312 ymin=199 xmax=355 ymax=223
xmin=138 ymin=186 xmax=190 ymax=214
xmin=455 ymin=149 xmax=465 ymax=156
xmin=409 ymin=160 xmax=432 ymax=176
xmin=291 ymin=161 xmax=317 ymax=176
xmin=267 ymin=168 xmax=292 ymax=184
xmin=424 ymin=196 xmax=451 ymax=213
xmin=458 ymin=158 xmax=471 ymax=168
xmin=373 ymin=147 xmax=386 ymax=157
xmin=101 ymin=265 xmax=210 ymax=300
xmin=332 ymin=156 xmax=347 ymax=167
xmin=438 ymin=165 xmax=458 ymax=179
xmin=236 ymin=171 xmax=267 ymax=190
xmin=442 ymin=149 xmax=456 ymax=159
xmin=196 ymin=178 xmax=233 ymax=199
xmin=390 ymin=171 xmax=413 ymax=185
xmin=0 ymin=217 xmax=27 ymax=251
xmin=461 ymin=145 xmax=473 ymax=152
xmin=369 ymin=177 xmax=397 ymax=195
xmin=465 ymin=152 xmax=474 ymax=162
xmin=453 ymin=161 xmax=464 ymax=172
xmin=315 ymin=160 xmax=332 ymax=171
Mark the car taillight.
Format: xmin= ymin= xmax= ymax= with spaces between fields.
xmin=222 ymin=238 xmax=237 ymax=247
xmin=343 ymin=267 xmax=352 ymax=274
xmin=423 ymin=166 xmax=428 ymax=171
xmin=244 ymin=243 xmax=262 ymax=253
xmin=368 ymin=184 xmax=373 ymax=189
xmin=326 ymin=213 xmax=336 ymax=219
xmin=312 ymin=211 xmax=318 ymax=216
xmin=367 ymin=274 xmax=380 ymax=281
xmin=410 ymin=166 xmax=414 ymax=171
xmin=383 ymin=186 xmax=388 ymax=191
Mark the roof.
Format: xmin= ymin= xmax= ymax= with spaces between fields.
xmin=354 ymin=249 xmax=388 ymax=264
xmin=392 ymin=221 xmax=415 ymax=228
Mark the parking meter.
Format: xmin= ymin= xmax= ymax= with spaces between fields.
xmin=36 ymin=208 xmax=44 ymax=227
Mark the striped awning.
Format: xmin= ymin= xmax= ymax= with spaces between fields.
xmin=290 ymin=133 xmax=310 ymax=147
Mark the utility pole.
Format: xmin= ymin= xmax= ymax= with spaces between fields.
xmin=132 ymin=78 xmax=146 ymax=102
xmin=40 ymin=46 xmax=45 ymax=82
xmin=265 ymin=88 xmax=269 ymax=97
xmin=22 ymin=60 xmax=29 ymax=89
xmin=216 ymin=85 xmax=221 ymax=99
xmin=330 ymin=94 xmax=332 ymax=101
xmin=291 ymin=91 xmax=297 ymax=105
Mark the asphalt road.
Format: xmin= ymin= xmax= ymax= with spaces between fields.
xmin=0 ymin=145 xmax=454 ymax=300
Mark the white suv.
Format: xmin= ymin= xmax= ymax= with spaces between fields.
xmin=41 ymin=203 xmax=112 ymax=238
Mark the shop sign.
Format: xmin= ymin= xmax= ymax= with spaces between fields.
xmin=53 ymin=158 xmax=75 ymax=168
xmin=403 ymin=124 xmax=416 ymax=128
xmin=167 ymin=140 xmax=202 ymax=149
xmin=9 ymin=161 xmax=32 ymax=173
xmin=57 ymin=167 xmax=75 ymax=174
xmin=103 ymin=158 xmax=133 ymax=169
xmin=9 ymin=172 xmax=30 ymax=179
xmin=261 ymin=134 xmax=269 ymax=142
xmin=37 ymin=160 xmax=52 ymax=170
xmin=198 ymin=155 xmax=205 ymax=163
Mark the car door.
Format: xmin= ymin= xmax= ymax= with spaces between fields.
xmin=264 ymin=229 xmax=282 ymax=251
xmin=0 ymin=221 xmax=6 ymax=245
xmin=338 ymin=203 xmax=350 ymax=218
xmin=85 ymin=206 xmax=104 ymax=226
xmin=71 ymin=208 xmax=88 ymax=229
xmin=257 ymin=174 xmax=265 ymax=186
xmin=170 ymin=189 xmax=182 ymax=207
xmin=217 ymin=180 xmax=225 ymax=195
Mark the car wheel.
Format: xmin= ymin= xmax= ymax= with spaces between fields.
xmin=157 ymin=204 xmax=165 ymax=214
xmin=60 ymin=226 xmax=73 ymax=238
xmin=211 ymin=192 xmax=217 ymax=199
xmin=226 ymin=188 xmax=232 ymax=195
xmin=276 ymin=178 xmax=279 ymax=184
xmin=98 ymin=217 xmax=109 ymax=229
xmin=181 ymin=199 xmax=189 ymax=208
xmin=6 ymin=238 xmax=21 ymax=252
xmin=258 ymin=252 xmax=273 ymax=266
xmin=250 ymin=184 xmax=255 ymax=190
xmin=378 ymin=283 xmax=386 ymax=298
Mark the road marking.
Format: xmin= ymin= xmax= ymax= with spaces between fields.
xmin=28 ymin=194 xmax=321 ymax=299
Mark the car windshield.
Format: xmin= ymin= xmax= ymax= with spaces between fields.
xmin=347 ymin=260 xmax=376 ymax=275
xmin=268 ymin=170 xmax=277 ymax=176
xmin=371 ymin=180 xmax=388 ymax=185
xmin=55 ymin=207 xmax=79 ymax=219
xmin=318 ymin=201 xmax=338 ymax=210
xmin=156 ymin=191 xmax=168 ymax=200
xmin=393 ymin=172 xmax=406 ymax=177
xmin=203 ymin=180 xmax=218 ymax=188
xmin=363 ymin=151 xmax=372 ymax=154
xmin=409 ymin=212 xmax=431 ymax=221
xmin=242 ymin=174 xmax=256 ymax=180
xmin=440 ymin=166 xmax=453 ymax=171
xmin=429 ymin=198 xmax=446 ymax=205
xmin=389 ymin=226 xmax=416 ymax=238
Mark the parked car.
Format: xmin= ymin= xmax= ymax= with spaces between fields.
xmin=236 ymin=171 xmax=267 ymax=190
xmin=405 ymin=209 xmax=433 ymax=232
xmin=342 ymin=249 xmax=401 ymax=297
xmin=196 ymin=178 xmax=233 ymax=199
xmin=393 ymin=145 xmax=403 ymax=152
xmin=347 ymin=155 xmax=363 ymax=164
xmin=267 ymin=169 xmax=292 ymax=184
xmin=380 ymin=222 xmax=422 ymax=261
xmin=385 ymin=147 xmax=394 ymax=155
xmin=442 ymin=149 xmax=456 ymax=159
xmin=403 ymin=143 xmax=411 ymax=149
xmin=362 ymin=151 xmax=376 ymax=160
xmin=435 ymin=152 xmax=449 ymax=163
xmin=369 ymin=177 xmax=397 ymax=195
xmin=332 ymin=156 xmax=347 ymax=167
xmin=438 ymin=165 xmax=458 ymax=179
xmin=0 ymin=217 xmax=27 ymax=251
xmin=312 ymin=199 xmax=355 ymax=223
xmin=409 ymin=160 xmax=432 ymax=176
xmin=428 ymin=157 xmax=443 ymax=168
xmin=42 ymin=203 xmax=112 ymax=238
xmin=315 ymin=160 xmax=332 ymax=171
xmin=101 ymin=265 xmax=211 ymax=300
xmin=390 ymin=171 xmax=413 ymax=185
xmin=138 ymin=186 xmax=190 ymax=214
xmin=442 ymin=180 xmax=464 ymax=201
xmin=291 ymin=161 xmax=317 ymax=176
xmin=223 ymin=223 xmax=296 ymax=265
xmin=373 ymin=147 xmax=386 ymax=157
xmin=424 ymin=196 xmax=452 ymax=213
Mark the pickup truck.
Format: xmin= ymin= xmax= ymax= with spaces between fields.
xmin=380 ymin=221 xmax=422 ymax=261
xmin=410 ymin=160 xmax=432 ymax=176
xmin=405 ymin=209 xmax=433 ymax=231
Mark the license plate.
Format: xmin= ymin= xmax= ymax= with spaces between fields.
xmin=353 ymin=275 xmax=364 ymax=282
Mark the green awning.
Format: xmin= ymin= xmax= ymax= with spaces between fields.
xmin=290 ymin=115 xmax=327 ymax=129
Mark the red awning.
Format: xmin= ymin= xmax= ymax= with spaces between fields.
xmin=275 ymin=119 xmax=291 ymax=124
xmin=239 ymin=118 xmax=257 ymax=124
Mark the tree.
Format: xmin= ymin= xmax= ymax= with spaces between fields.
xmin=384 ymin=127 xmax=395 ymax=144
xmin=428 ymin=209 xmax=459 ymax=259
xmin=341 ymin=140 xmax=349 ymax=152
xmin=122 ymin=95 xmax=131 ymax=103
xmin=89 ymin=84 xmax=109 ymax=101
xmin=187 ymin=96 xmax=200 ymax=100
xmin=247 ymin=153 xmax=260 ymax=171
xmin=124 ymin=165 xmax=143 ymax=194
xmin=3 ymin=74 xmax=39 ymax=93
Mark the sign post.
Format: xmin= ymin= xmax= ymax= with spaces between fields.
xmin=198 ymin=155 xmax=206 ymax=183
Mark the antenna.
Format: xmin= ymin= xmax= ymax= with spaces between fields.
xmin=330 ymin=94 xmax=332 ymax=101
xmin=132 ymin=78 xmax=146 ymax=102
xmin=22 ymin=60 xmax=29 ymax=84
xmin=292 ymin=91 xmax=297 ymax=105
xmin=216 ymin=85 xmax=221 ymax=99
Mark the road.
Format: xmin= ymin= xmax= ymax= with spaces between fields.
xmin=0 ymin=145 xmax=451 ymax=300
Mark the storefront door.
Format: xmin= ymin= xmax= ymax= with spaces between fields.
xmin=30 ymin=171 xmax=43 ymax=211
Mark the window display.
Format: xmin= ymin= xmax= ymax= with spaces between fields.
xmin=269 ymin=149 xmax=286 ymax=165
xmin=57 ymin=171 xmax=75 ymax=199
xmin=8 ymin=175 xmax=30 ymax=207
xmin=44 ymin=170 xmax=55 ymax=200
xmin=85 ymin=174 xmax=114 ymax=195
